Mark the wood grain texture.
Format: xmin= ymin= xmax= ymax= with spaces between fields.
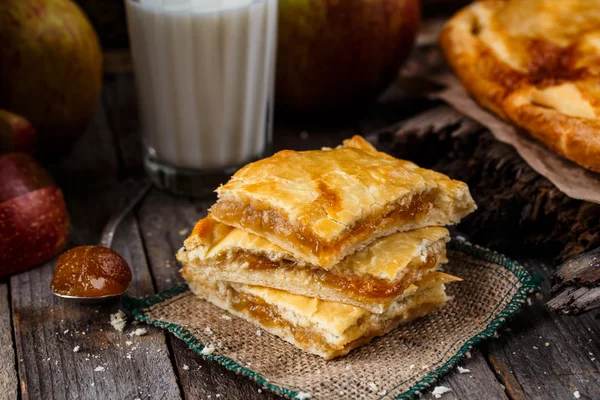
xmin=10 ymin=100 xmax=181 ymax=400
xmin=11 ymin=261 xmax=180 ymax=400
xmin=0 ymin=284 xmax=18 ymax=400
xmin=485 ymin=260 xmax=600 ymax=400
xmin=431 ymin=350 xmax=508 ymax=400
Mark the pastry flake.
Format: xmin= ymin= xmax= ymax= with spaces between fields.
xmin=440 ymin=0 xmax=600 ymax=172
xmin=210 ymin=135 xmax=476 ymax=268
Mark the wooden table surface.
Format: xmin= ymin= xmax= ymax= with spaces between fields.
xmin=2 ymin=62 xmax=600 ymax=400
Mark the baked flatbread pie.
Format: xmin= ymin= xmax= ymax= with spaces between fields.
xmin=179 ymin=216 xmax=449 ymax=313
xmin=186 ymin=271 xmax=458 ymax=359
xmin=440 ymin=0 xmax=600 ymax=172
xmin=210 ymin=135 xmax=476 ymax=268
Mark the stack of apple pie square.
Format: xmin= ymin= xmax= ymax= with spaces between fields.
xmin=178 ymin=136 xmax=476 ymax=359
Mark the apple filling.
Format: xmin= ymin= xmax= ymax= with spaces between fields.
xmin=209 ymin=283 xmax=448 ymax=359
xmin=211 ymin=190 xmax=437 ymax=266
xmin=229 ymin=290 xmax=331 ymax=351
xmin=228 ymin=287 xmax=443 ymax=355
xmin=214 ymin=251 xmax=443 ymax=300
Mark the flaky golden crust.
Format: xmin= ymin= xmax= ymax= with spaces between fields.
xmin=186 ymin=273 xmax=454 ymax=359
xmin=182 ymin=216 xmax=449 ymax=279
xmin=440 ymin=0 xmax=600 ymax=172
xmin=178 ymin=216 xmax=450 ymax=313
xmin=211 ymin=135 xmax=475 ymax=267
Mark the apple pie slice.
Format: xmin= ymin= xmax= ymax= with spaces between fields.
xmin=178 ymin=216 xmax=449 ymax=313
xmin=210 ymin=135 xmax=476 ymax=268
xmin=440 ymin=0 xmax=600 ymax=172
xmin=187 ymin=271 xmax=459 ymax=359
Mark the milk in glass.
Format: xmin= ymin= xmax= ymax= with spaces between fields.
xmin=125 ymin=0 xmax=277 ymax=194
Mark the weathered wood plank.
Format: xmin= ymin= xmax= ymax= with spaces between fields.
xmin=0 ymin=284 xmax=18 ymax=400
xmin=102 ymin=73 xmax=144 ymax=177
xmin=431 ymin=350 xmax=508 ymax=400
xmin=485 ymin=260 xmax=600 ymax=400
xmin=11 ymin=97 xmax=181 ymax=399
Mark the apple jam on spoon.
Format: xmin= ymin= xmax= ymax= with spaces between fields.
xmin=51 ymin=178 xmax=151 ymax=303
xmin=51 ymin=246 xmax=132 ymax=299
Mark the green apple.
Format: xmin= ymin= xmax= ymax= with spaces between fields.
xmin=276 ymin=0 xmax=420 ymax=111
xmin=0 ymin=0 xmax=102 ymax=159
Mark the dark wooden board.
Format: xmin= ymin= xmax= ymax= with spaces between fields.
xmin=485 ymin=260 xmax=600 ymax=400
xmin=432 ymin=350 xmax=509 ymax=400
xmin=0 ymin=284 xmax=18 ymax=400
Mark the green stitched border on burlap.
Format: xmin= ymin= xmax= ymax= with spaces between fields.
xmin=123 ymin=239 xmax=539 ymax=400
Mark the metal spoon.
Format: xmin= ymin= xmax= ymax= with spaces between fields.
xmin=52 ymin=178 xmax=151 ymax=303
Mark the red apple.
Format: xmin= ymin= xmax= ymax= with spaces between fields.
xmin=276 ymin=0 xmax=420 ymax=111
xmin=0 ymin=110 xmax=37 ymax=154
xmin=0 ymin=153 xmax=69 ymax=278
xmin=0 ymin=0 xmax=102 ymax=159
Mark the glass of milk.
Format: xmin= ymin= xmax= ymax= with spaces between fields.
xmin=125 ymin=0 xmax=277 ymax=196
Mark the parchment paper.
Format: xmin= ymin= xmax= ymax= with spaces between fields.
xmin=431 ymin=74 xmax=600 ymax=205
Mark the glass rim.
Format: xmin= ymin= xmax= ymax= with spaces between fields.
xmin=125 ymin=0 xmax=267 ymax=14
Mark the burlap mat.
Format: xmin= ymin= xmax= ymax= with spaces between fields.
xmin=124 ymin=240 xmax=537 ymax=400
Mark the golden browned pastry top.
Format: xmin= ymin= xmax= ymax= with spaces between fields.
xmin=440 ymin=0 xmax=600 ymax=172
xmin=210 ymin=135 xmax=475 ymax=267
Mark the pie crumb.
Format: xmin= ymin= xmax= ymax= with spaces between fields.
xmin=183 ymin=364 xmax=190 ymax=370
xmin=295 ymin=392 xmax=311 ymax=400
xmin=256 ymin=329 xmax=262 ymax=337
xmin=94 ymin=366 xmax=105 ymax=372
xmin=368 ymin=382 xmax=378 ymax=391
xmin=133 ymin=328 xmax=147 ymax=336
xmin=221 ymin=314 xmax=232 ymax=321
xmin=574 ymin=391 xmax=581 ymax=399
xmin=73 ymin=346 xmax=80 ymax=353
xmin=432 ymin=386 xmax=452 ymax=398
xmin=110 ymin=310 xmax=127 ymax=332
xmin=178 ymin=228 xmax=189 ymax=236
xmin=409 ymin=364 xmax=415 ymax=369
xmin=201 ymin=345 xmax=216 ymax=355
xmin=457 ymin=366 xmax=470 ymax=374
